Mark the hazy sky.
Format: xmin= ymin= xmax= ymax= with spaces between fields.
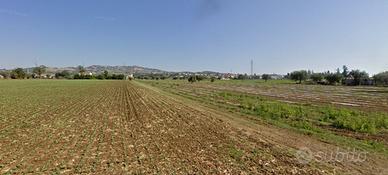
xmin=1 ymin=0 xmax=388 ymax=74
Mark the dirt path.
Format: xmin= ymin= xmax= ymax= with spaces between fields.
xmin=1 ymin=81 xmax=386 ymax=174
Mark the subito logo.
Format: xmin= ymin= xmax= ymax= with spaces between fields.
xmin=295 ymin=147 xmax=313 ymax=164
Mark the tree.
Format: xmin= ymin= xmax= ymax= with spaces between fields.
xmin=0 ymin=71 xmax=10 ymax=79
xmin=342 ymin=65 xmax=349 ymax=78
xmin=349 ymin=70 xmax=369 ymax=85
xmin=11 ymin=68 xmax=26 ymax=79
xmin=252 ymin=73 xmax=260 ymax=79
xmin=33 ymin=65 xmax=46 ymax=78
xmin=55 ymin=70 xmax=71 ymax=79
xmin=261 ymin=74 xmax=271 ymax=82
xmin=289 ymin=70 xmax=308 ymax=84
xmin=324 ymin=72 xmax=342 ymax=85
xmin=373 ymin=71 xmax=388 ymax=86
xmin=237 ymin=74 xmax=249 ymax=80
xmin=78 ymin=65 xmax=86 ymax=76
xmin=196 ymin=75 xmax=205 ymax=81
xmin=310 ymin=73 xmax=324 ymax=83
xmin=210 ymin=77 xmax=216 ymax=82
xmin=103 ymin=70 xmax=109 ymax=79
xmin=96 ymin=74 xmax=104 ymax=80
xmin=188 ymin=76 xmax=197 ymax=83
xmin=108 ymin=74 xmax=125 ymax=80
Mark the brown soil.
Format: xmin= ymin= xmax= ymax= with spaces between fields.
xmin=186 ymin=82 xmax=388 ymax=113
xmin=0 ymin=81 xmax=387 ymax=174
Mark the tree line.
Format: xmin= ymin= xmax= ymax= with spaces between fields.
xmin=287 ymin=65 xmax=388 ymax=86
xmin=0 ymin=66 xmax=129 ymax=80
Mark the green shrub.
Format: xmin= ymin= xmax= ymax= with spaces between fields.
xmin=375 ymin=114 xmax=388 ymax=129
xmin=332 ymin=115 xmax=377 ymax=134
xmin=321 ymin=108 xmax=352 ymax=122
xmin=291 ymin=120 xmax=315 ymax=131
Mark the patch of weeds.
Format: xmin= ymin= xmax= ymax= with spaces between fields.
xmin=320 ymin=108 xmax=353 ymax=122
xmin=320 ymin=107 xmax=382 ymax=134
xmin=366 ymin=140 xmax=386 ymax=152
xmin=291 ymin=120 xmax=315 ymax=131
xmin=251 ymin=148 xmax=264 ymax=157
xmin=320 ymin=107 xmax=388 ymax=134
xmin=331 ymin=113 xmax=377 ymax=134
xmin=290 ymin=120 xmax=318 ymax=136
xmin=229 ymin=146 xmax=244 ymax=161
xmin=375 ymin=114 xmax=388 ymax=129
xmin=219 ymin=92 xmax=231 ymax=98
xmin=246 ymin=148 xmax=265 ymax=161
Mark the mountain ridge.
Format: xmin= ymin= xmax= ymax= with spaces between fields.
xmin=20 ymin=65 xmax=167 ymax=74
xmin=3 ymin=65 xmax=225 ymax=75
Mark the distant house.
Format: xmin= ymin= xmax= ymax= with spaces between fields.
xmin=362 ymin=78 xmax=374 ymax=86
xmin=344 ymin=75 xmax=355 ymax=86
xmin=0 ymin=75 xmax=4 ymax=79
xmin=344 ymin=75 xmax=374 ymax=86
xmin=269 ymin=74 xmax=284 ymax=80
xmin=125 ymin=74 xmax=134 ymax=80
xmin=47 ymin=74 xmax=55 ymax=79
xmin=38 ymin=74 xmax=55 ymax=79
xmin=78 ymin=72 xmax=93 ymax=76
xmin=221 ymin=73 xmax=236 ymax=80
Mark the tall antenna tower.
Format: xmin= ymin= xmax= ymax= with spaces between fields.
xmin=250 ymin=59 xmax=253 ymax=76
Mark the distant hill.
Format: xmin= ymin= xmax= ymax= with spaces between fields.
xmin=21 ymin=65 xmax=167 ymax=75
xmin=3 ymin=65 xmax=226 ymax=75
xmin=84 ymin=65 xmax=166 ymax=74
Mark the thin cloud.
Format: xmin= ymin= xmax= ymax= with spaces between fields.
xmin=197 ymin=0 xmax=221 ymax=19
xmin=95 ymin=16 xmax=117 ymax=21
xmin=0 ymin=9 xmax=28 ymax=17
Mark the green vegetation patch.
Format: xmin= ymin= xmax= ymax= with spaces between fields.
xmin=219 ymin=91 xmax=388 ymax=134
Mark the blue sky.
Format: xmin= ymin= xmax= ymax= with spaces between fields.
xmin=0 ymin=0 xmax=388 ymax=74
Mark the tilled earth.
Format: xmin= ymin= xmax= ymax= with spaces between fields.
xmin=179 ymin=81 xmax=388 ymax=113
xmin=0 ymin=81 xmax=385 ymax=174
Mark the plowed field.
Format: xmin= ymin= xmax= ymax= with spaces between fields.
xmin=0 ymin=80 xmax=387 ymax=174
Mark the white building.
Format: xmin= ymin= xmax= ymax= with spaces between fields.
xmin=126 ymin=74 xmax=134 ymax=80
xmin=269 ymin=74 xmax=284 ymax=80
